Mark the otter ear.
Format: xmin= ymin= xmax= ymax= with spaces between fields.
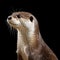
xmin=30 ymin=16 xmax=33 ymax=22
xmin=16 ymin=14 xmax=21 ymax=18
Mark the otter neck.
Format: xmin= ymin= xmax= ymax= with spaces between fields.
xmin=17 ymin=24 xmax=39 ymax=49
xmin=28 ymin=24 xmax=40 ymax=49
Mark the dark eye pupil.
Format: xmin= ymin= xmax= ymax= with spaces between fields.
xmin=17 ymin=15 xmax=20 ymax=18
xmin=30 ymin=16 xmax=33 ymax=22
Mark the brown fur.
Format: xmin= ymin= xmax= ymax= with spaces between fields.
xmin=7 ymin=11 xmax=58 ymax=60
xmin=12 ymin=12 xmax=32 ymax=19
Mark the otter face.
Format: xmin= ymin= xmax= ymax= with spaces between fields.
xmin=7 ymin=12 xmax=35 ymax=31
xmin=7 ymin=13 xmax=21 ymax=29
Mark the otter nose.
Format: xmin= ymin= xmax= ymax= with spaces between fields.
xmin=8 ymin=16 xmax=12 ymax=20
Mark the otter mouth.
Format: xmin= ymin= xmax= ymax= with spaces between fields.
xmin=9 ymin=22 xmax=17 ymax=25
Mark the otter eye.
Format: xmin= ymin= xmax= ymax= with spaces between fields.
xmin=16 ymin=15 xmax=21 ymax=18
xmin=30 ymin=16 xmax=33 ymax=22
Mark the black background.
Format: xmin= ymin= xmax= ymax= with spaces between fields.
xmin=0 ymin=0 xmax=59 ymax=60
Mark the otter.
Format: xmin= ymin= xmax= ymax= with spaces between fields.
xmin=7 ymin=11 xmax=58 ymax=60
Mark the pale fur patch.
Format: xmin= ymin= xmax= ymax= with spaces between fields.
xmin=24 ymin=46 xmax=29 ymax=57
xmin=20 ymin=18 xmax=35 ymax=32
xmin=17 ymin=30 xmax=25 ymax=51
xmin=12 ymin=17 xmax=20 ymax=25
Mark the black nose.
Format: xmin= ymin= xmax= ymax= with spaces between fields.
xmin=8 ymin=16 xmax=12 ymax=20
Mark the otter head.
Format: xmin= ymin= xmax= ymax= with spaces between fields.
xmin=7 ymin=12 xmax=39 ymax=33
xmin=7 ymin=12 xmax=39 ymax=49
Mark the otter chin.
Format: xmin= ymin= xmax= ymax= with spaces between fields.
xmin=7 ymin=11 xmax=58 ymax=60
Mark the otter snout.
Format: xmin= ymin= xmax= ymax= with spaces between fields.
xmin=8 ymin=16 xmax=12 ymax=20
